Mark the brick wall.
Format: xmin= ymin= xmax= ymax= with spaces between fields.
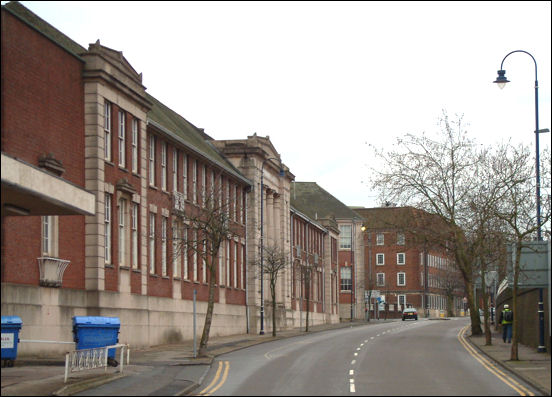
xmin=1 ymin=9 xmax=86 ymax=288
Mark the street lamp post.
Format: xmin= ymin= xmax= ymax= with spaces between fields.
xmin=259 ymin=156 xmax=284 ymax=335
xmin=494 ymin=50 xmax=548 ymax=353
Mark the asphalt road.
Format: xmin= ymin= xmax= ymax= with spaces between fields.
xmin=196 ymin=318 xmax=540 ymax=396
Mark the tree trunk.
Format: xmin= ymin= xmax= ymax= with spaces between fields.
xmin=198 ymin=265 xmax=217 ymax=357
xmin=271 ymin=278 xmax=277 ymax=337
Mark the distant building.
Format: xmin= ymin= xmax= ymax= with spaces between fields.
xmin=291 ymin=182 xmax=366 ymax=320
xmin=352 ymin=206 xmax=464 ymax=318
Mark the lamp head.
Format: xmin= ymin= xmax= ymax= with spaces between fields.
xmin=493 ymin=70 xmax=510 ymax=89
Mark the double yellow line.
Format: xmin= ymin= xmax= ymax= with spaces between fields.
xmin=457 ymin=325 xmax=534 ymax=396
xmin=196 ymin=360 xmax=230 ymax=396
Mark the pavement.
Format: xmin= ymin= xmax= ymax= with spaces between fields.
xmin=1 ymin=318 xmax=550 ymax=396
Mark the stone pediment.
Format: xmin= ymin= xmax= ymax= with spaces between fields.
xmin=86 ymin=40 xmax=143 ymax=84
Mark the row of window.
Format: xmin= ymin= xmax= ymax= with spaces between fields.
xmin=375 ymin=232 xmax=405 ymax=246
xmin=375 ymin=272 xmax=407 ymax=287
xmin=103 ymin=193 xmax=245 ymax=288
xmin=338 ymin=227 xmax=407 ymax=250
xmin=104 ymin=101 xmax=246 ymax=225
xmin=104 ymin=101 xmax=140 ymax=173
xmin=375 ymin=252 xmax=406 ymax=266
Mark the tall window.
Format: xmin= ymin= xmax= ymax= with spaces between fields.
xmin=131 ymin=203 xmax=138 ymax=269
xmin=172 ymin=149 xmax=178 ymax=191
xmin=192 ymin=160 xmax=197 ymax=204
xmin=118 ymin=198 xmax=127 ymax=266
xmin=131 ymin=119 xmax=138 ymax=173
xmin=173 ymin=223 xmax=181 ymax=278
xmin=104 ymin=101 xmax=112 ymax=161
xmin=202 ymin=164 xmax=207 ymax=204
xmin=183 ymin=227 xmax=188 ymax=279
xmin=233 ymin=241 xmax=237 ymax=287
xmin=118 ymin=110 xmax=126 ymax=167
xmin=149 ymin=213 xmax=155 ymax=273
xmin=226 ymin=241 xmax=230 ymax=286
xmin=161 ymin=216 xmax=167 ymax=276
xmin=397 ymin=272 xmax=406 ymax=286
xmin=149 ymin=135 xmax=155 ymax=186
xmin=161 ymin=142 xmax=167 ymax=191
xmin=182 ymin=154 xmax=188 ymax=199
xmin=105 ymin=193 xmax=112 ymax=264
xmin=193 ymin=230 xmax=198 ymax=281
xmin=376 ymin=233 xmax=384 ymax=245
xmin=376 ymin=253 xmax=385 ymax=265
xmin=376 ymin=272 xmax=385 ymax=287
xmin=339 ymin=225 xmax=352 ymax=249
xmin=41 ymin=216 xmax=57 ymax=256
xmin=340 ymin=267 xmax=352 ymax=291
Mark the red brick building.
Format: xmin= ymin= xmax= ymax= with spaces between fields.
xmin=353 ymin=206 xmax=464 ymax=318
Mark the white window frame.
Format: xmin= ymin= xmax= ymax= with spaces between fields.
xmin=104 ymin=101 xmax=111 ymax=161
xmin=376 ymin=272 xmax=385 ymax=287
xmin=131 ymin=203 xmax=138 ymax=269
xmin=131 ymin=118 xmax=138 ymax=173
xmin=397 ymin=253 xmax=405 ymax=265
xmin=202 ymin=164 xmax=207 ymax=204
xmin=105 ymin=193 xmax=112 ymax=264
xmin=397 ymin=272 xmax=406 ymax=286
xmin=161 ymin=216 xmax=167 ymax=276
xmin=376 ymin=253 xmax=385 ymax=265
xmin=193 ymin=230 xmax=198 ymax=281
xmin=233 ymin=241 xmax=237 ymax=287
xmin=172 ymin=148 xmax=178 ymax=192
xmin=339 ymin=225 xmax=352 ymax=250
xmin=161 ymin=142 xmax=167 ymax=191
xmin=226 ymin=240 xmax=230 ymax=286
xmin=398 ymin=295 xmax=406 ymax=310
xmin=149 ymin=135 xmax=155 ymax=186
xmin=118 ymin=110 xmax=126 ymax=167
xmin=118 ymin=198 xmax=127 ymax=267
xmin=41 ymin=216 xmax=58 ymax=257
xmin=183 ymin=227 xmax=188 ymax=280
xmin=193 ymin=160 xmax=197 ymax=204
xmin=376 ymin=233 xmax=384 ymax=246
xmin=149 ymin=213 xmax=155 ymax=274
xmin=340 ymin=266 xmax=352 ymax=291
xmin=182 ymin=154 xmax=188 ymax=200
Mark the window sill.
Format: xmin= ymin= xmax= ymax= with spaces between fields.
xmin=105 ymin=264 xmax=114 ymax=269
xmin=120 ymin=265 xmax=130 ymax=270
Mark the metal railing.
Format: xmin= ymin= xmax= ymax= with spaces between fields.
xmin=64 ymin=344 xmax=130 ymax=383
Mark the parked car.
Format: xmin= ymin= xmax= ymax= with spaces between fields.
xmin=402 ymin=307 xmax=418 ymax=321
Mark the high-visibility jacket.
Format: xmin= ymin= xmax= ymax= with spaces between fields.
xmin=500 ymin=309 xmax=513 ymax=325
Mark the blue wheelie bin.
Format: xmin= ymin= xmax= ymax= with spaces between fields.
xmin=1 ymin=316 xmax=23 ymax=367
xmin=72 ymin=316 xmax=120 ymax=366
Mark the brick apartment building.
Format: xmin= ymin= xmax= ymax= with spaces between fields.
xmin=1 ymin=1 xmax=340 ymax=356
xmin=353 ymin=206 xmax=465 ymax=318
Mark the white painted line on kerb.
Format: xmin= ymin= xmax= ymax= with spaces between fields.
xmin=350 ymin=370 xmax=354 ymax=375
xmin=351 ymin=360 xmax=356 ymax=365
xmin=350 ymin=378 xmax=355 ymax=393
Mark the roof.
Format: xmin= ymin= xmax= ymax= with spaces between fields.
xmin=146 ymin=93 xmax=251 ymax=186
xmin=2 ymin=1 xmax=86 ymax=60
xmin=352 ymin=206 xmax=447 ymax=232
xmin=291 ymin=182 xmax=363 ymax=222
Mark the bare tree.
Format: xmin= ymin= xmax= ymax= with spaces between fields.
xmin=253 ymin=243 xmax=289 ymax=337
xmin=294 ymin=259 xmax=319 ymax=332
xmin=369 ymin=111 xmax=489 ymax=335
xmin=172 ymin=174 xmax=241 ymax=357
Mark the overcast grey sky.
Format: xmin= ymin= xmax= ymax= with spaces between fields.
xmin=10 ymin=1 xmax=552 ymax=207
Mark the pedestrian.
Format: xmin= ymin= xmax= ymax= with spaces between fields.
xmin=499 ymin=304 xmax=513 ymax=343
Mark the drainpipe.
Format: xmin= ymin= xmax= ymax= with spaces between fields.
xmin=245 ymin=188 xmax=249 ymax=334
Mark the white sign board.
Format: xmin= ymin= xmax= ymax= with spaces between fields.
xmin=1 ymin=333 xmax=14 ymax=349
